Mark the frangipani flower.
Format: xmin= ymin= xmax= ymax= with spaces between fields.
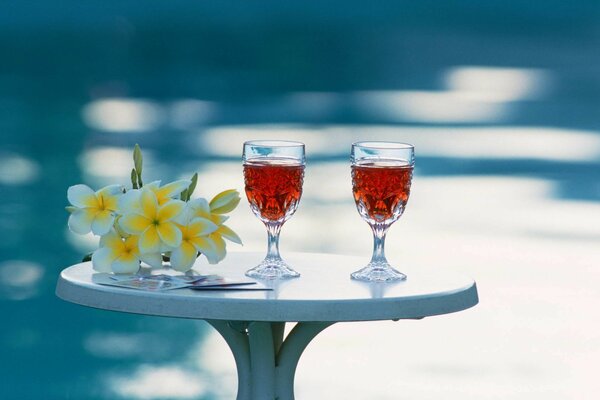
xmin=67 ymin=184 xmax=123 ymax=236
xmin=119 ymin=189 xmax=185 ymax=254
xmin=92 ymin=230 xmax=163 ymax=273
xmin=66 ymin=144 xmax=244 ymax=276
xmin=118 ymin=179 xmax=191 ymax=214
xmin=170 ymin=217 xmax=219 ymax=272
xmin=181 ymin=193 xmax=242 ymax=264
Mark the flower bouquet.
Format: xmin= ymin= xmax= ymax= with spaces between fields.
xmin=66 ymin=145 xmax=242 ymax=274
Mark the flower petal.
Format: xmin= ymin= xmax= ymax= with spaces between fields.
xmin=209 ymin=189 xmax=241 ymax=214
xmin=140 ymin=189 xmax=159 ymax=219
xmin=112 ymin=253 xmax=140 ymax=274
xmin=118 ymin=190 xmax=142 ymax=214
xmin=210 ymin=214 xmax=229 ymax=226
xmin=97 ymin=184 xmax=124 ymax=196
xmin=208 ymin=233 xmax=226 ymax=264
xmin=157 ymin=222 xmax=182 ymax=248
xmin=92 ymin=246 xmax=119 ymax=272
xmin=68 ymin=184 xmax=98 ymax=208
xmin=170 ymin=242 xmax=198 ymax=272
xmin=155 ymin=180 xmax=191 ymax=203
xmin=174 ymin=203 xmax=194 ymax=225
xmin=91 ymin=210 xmax=116 ymax=236
xmin=158 ymin=200 xmax=185 ymax=222
xmin=119 ymin=214 xmax=151 ymax=235
xmin=139 ymin=226 xmax=162 ymax=254
xmin=188 ymin=198 xmax=211 ymax=219
xmin=123 ymin=235 xmax=140 ymax=255
xmin=190 ymin=236 xmax=218 ymax=261
xmin=99 ymin=229 xmax=123 ymax=250
xmin=188 ymin=217 xmax=218 ymax=236
xmin=217 ymin=225 xmax=243 ymax=245
xmin=139 ymin=252 xmax=163 ymax=269
xmin=145 ymin=181 xmax=161 ymax=190
xmin=96 ymin=185 xmax=123 ymax=211
xmin=68 ymin=208 xmax=96 ymax=235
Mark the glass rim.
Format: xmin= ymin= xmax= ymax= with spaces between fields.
xmin=244 ymin=140 xmax=305 ymax=148
xmin=352 ymin=141 xmax=414 ymax=150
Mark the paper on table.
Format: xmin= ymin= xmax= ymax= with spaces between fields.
xmin=93 ymin=273 xmax=189 ymax=291
xmin=93 ymin=273 xmax=271 ymax=291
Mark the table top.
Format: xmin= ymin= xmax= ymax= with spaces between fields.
xmin=56 ymin=252 xmax=478 ymax=322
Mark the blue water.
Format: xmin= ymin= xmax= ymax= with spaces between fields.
xmin=0 ymin=2 xmax=599 ymax=399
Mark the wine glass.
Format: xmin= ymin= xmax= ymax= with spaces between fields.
xmin=243 ymin=140 xmax=305 ymax=279
xmin=350 ymin=141 xmax=415 ymax=282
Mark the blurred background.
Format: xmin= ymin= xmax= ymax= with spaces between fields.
xmin=1 ymin=1 xmax=599 ymax=399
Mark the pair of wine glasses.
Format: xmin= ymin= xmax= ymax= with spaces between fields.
xmin=243 ymin=140 xmax=414 ymax=283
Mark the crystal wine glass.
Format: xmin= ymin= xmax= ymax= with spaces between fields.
xmin=243 ymin=140 xmax=305 ymax=279
xmin=350 ymin=141 xmax=415 ymax=282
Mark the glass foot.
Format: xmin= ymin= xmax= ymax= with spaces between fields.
xmin=245 ymin=258 xmax=300 ymax=280
xmin=351 ymin=262 xmax=407 ymax=282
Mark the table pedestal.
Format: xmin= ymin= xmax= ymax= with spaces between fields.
xmin=207 ymin=320 xmax=334 ymax=400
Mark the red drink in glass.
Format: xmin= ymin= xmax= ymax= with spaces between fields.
xmin=352 ymin=160 xmax=413 ymax=224
xmin=350 ymin=141 xmax=415 ymax=282
xmin=244 ymin=158 xmax=305 ymax=223
xmin=243 ymin=140 xmax=305 ymax=279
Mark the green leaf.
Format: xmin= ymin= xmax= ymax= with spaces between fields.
xmin=186 ymin=173 xmax=198 ymax=201
xmin=180 ymin=189 xmax=188 ymax=201
xmin=131 ymin=168 xmax=138 ymax=189
xmin=82 ymin=253 xmax=93 ymax=262
xmin=133 ymin=144 xmax=143 ymax=174
xmin=133 ymin=144 xmax=143 ymax=187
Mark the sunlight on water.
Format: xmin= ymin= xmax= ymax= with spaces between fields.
xmin=198 ymin=124 xmax=347 ymax=157
xmin=0 ymin=260 xmax=44 ymax=301
xmin=355 ymin=90 xmax=508 ymax=123
xmin=200 ymin=124 xmax=600 ymax=162
xmin=84 ymin=332 xmax=166 ymax=359
xmin=444 ymin=66 xmax=553 ymax=102
xmin=109 ymin=365 xmax=206 ymax=399
xmin=169 ymin=99 xmax=217 ymax=130
xmin=82 ymin=98 xmax=165 ymax=133
xmin=0 ymin=152 xmax=40 ymax=185
xmin=191 ymin=329 xmax=237 ymax=399
xmin=353 ymin=67 xmax=552 ymax=123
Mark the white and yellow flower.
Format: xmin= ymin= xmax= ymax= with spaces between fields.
xmin=118 ymin=179 xmax=191 ymax=214
xmin=119 ymin=188 xmax=185 ymax=254
xmin=92 ymin=230 xmax=162 ymax=274
xmin=170 ymin=217 xmax=219 ymax=272
xmin=180 ymin=191 xmax=242 ymax=264
xmin=67 ymin=184 xmax=123 ymax=236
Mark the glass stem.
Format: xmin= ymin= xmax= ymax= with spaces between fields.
xmin=265 ymin=222 xmax=282 ymax=261
xmin=370 ymin=223 xmax=389 ymax=266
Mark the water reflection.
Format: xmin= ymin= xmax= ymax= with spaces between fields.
xmin=0 ymin=152 xmax=40 ymax=185
xmin=356 ymin=90 xmax=509 ymax=123
xmin=443 ymin=66 xmax=553 ymax=102
xmin=109 ymin=365 xmax=207 ymax=399
xmin=82 ymin=98 xmax=165 ymax=133
xmin=199 ymin=124 xmax=600 ymax=162
xmin=0 ymin=260 xmax=44 ymax=301
xmin=84 ymin=332 xmax=168 ymax=359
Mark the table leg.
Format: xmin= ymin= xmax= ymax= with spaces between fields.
xmin=206 ymin=320 xmax=252 ymax=400
xmin=206 ymin=320 xmax=334 ymax=400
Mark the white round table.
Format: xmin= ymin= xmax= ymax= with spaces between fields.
xmin=56 ymin=252 xmax=478 ymax=400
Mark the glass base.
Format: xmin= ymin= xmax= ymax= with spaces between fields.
xmin=245 ymin=258 xmax=300 ymax=280
xmin=351 ymin=262 xmax=407 ymax=282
